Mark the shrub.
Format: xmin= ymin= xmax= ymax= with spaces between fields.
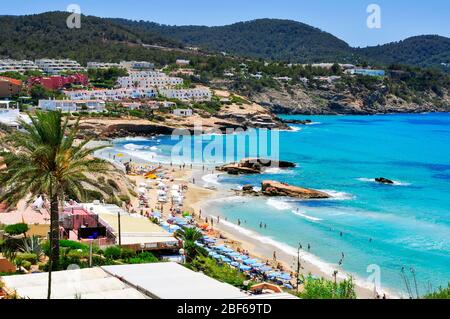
xmin=104 ymin=246 xmax=122 ymax=260
xmin=120 ymin=247 xmax=135 ymax=259
xmin=127 ymin=252 xmax=158 ymax=264
xmin=297 ymin=275 xmax=356 ymax=299
xmin=423 ymin=283 xmax=450 ymax=299
xmin=59 ymin=240 xmax=89 ymax=251
xmin=4 ymin=223 xmax=29 ymax=236
xmin=22 ymin=261 xmax=32 ymax=270
xmin=188 ymin=255 xmax=246 ymax=288
xmin=15 ymin=253 xmax=38 ymax=264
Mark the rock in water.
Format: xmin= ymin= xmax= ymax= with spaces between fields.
xmin=375 ymin=177 xmax=395 ymax=185
xmin=216 ymin=158 xmax=296 ymax=175
xmin=261 ymin=180 xmax=330 ymax=199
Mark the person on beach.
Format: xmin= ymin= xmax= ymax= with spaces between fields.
xmin=211 ymin=218 xmax=214 ymax=228
xmin=237 ymin=219 xmax=241 ymax=226
xmin=259 ymin=222 xmax=262 ymax=228
xmin=217 ymin=216 xmax=220 ymax=223
xmin=273 ymin=251 xmax=277 ymax=261
xmin=264 ymin=223 xmax=267 ymax=229
xmin=307 ymin=244 xmax=311 ymax=251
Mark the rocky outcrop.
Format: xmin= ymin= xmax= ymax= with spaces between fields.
xmin=216 ymin=158 xmax=296 ymax=175
xmin=375 ymin=177 xmax=394 ymax=185
xmin=261 ymin=180 xmax=330 ymax=199
xmin=248 ymin=83 xmax=450 ymax=115
xmin=280 ymin=119 xmax=312 ymax=125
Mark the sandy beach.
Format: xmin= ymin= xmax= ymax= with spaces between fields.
xmin=114 ymin=151 xmax=386 ymax=299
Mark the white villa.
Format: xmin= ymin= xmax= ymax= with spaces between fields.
xmin=87 ymin=62 xmax=122 ymax=69
xmin=159 ymin=88 xmax=212 ymax=101
xmin=38 ymin=99 xmax=106 ymax=113
xmin=119 ymin=61 xmax=155 ymax=71
xmin=0 ymin=101 xmax=31 ymax=129
xmin=172 ymin=108 xmax=193 ymax=117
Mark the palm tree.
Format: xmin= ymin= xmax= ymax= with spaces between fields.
xmin=175 ymin=227 xmax=205 ymax=262
xmin=0 ymin=111 xmax=112 ymax=298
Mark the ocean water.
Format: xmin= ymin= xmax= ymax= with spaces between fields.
xmin=107 ymin=113 xmax=450 ymax=296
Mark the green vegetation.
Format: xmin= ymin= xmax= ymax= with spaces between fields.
xmin=423 ymin=283 xmax=450 ymax=299
xmin=175 ymin=227 xmax=206 ymax=262
xmin=88 ymin=67 xmax=128 ymax=88
xmin=296 ymin=275 xmax=357 ymax=299
xmin=0 ymin=111 xmax=113 ymax=299
xmin=4 ymin=223 xmax=29 ymax=237
xmin=187 ymin=255 xmax=248 ymax=289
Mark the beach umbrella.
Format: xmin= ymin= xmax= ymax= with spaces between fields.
xmin=220 ymin=256 xmax=232 ymax=263
xmin=208 ymin=251 xmax=218 ymax=257
xmin=235 ymin=255 xmax=249 ymax=261
xmin=230 ymin=262 xmax=239 ymax=267
xmin=277 ymin=273 xmax=292 ymax=281
xmin=258 ymin=266 xmax=273 ymax=273
xmin=221 ymin=247 xmax=234 ymax=254
xmin=284 ymin=283 xmax=294 ymax=289
xmin=169 ymin=225 xmax=181 ymax=233
xmin=239 ymin=264 xmax=252 ymax=271
xmin=252 ymin=263 xmax=265 ymax=268
xmin=212 ymin=254 xmax=222 ymax=260
xmin=243 ymin=259 xmax=258 ymax=265
xmin=227 ymin=252 xmax=241 ymax=258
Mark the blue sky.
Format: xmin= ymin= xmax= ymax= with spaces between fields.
xmin=2 ymin=0 xmax=449 ymax=47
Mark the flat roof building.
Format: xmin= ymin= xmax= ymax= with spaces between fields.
xmin=35 ymin=59 xmax=85 ymax=75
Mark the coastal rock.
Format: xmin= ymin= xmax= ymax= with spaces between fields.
xmin=280 ymin=119 xmax=312 ymax=125
xmin=242 ymin=185 xmax=255 ymax=192
xmin=375 ymin=177 xmax=394 ymax=185
xmin=261 ymin=180 xmax=330 ymax=199
xmin=216 ymin=158 xmax=296 ymax=175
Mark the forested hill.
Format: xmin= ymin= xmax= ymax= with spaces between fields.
xmin=0 ymin=12 xmax=183 ymax=63
xmin=0 ymin=12 xmax=449 ymax=71
xmin=111 ymin=18 xmax=356 ymax=63
xmin=112 ymin=18 xmax=450 ymax=69
xmin=359 ymin=35 xmax=450 ymax=69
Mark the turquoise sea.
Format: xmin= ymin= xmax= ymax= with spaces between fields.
xmin=107 ymin=113 xmax=450 ymax=296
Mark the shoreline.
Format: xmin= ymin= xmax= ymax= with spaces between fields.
xmin=97 ymin=139 xmax=400 ymax=299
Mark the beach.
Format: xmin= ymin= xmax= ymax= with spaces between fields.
xmin=113 ymin=153 xmax=383 ymax=299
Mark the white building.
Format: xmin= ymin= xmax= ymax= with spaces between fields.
xmin=0 ymin=59 xmax=41 ymax=73
xmin=87 ymin=62 xmax=122 ymax=69
xmin=38 ymin=99 xmax=106 ymax=113
xmin=0 ymin=101 xmax=31 ymax=129
xmin=176 ymin=59 xmax=190 ymax=66
xmin=64 ymin=88 xmax=157 ymax=101
xmin=35 ymin=59 xmax=85 ymax=75
xmin=117 ymin=71 xmax=183 ymax=89
xmin=159 ymin=88 xmax=212 ymax=102
xmin=172 ymin=108 xmax=193 ymax=117
xmin=120 ymin=61 xmax=155 ymax=71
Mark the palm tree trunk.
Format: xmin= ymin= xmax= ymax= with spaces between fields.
xmin=47 ymin=190 xmax=60 ymax=299
xmin=50 ymin=192 xmax=60 ymax=268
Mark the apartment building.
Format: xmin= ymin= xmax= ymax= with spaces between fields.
xmin=64 ymin=88 xmax=157 ymax=101
xmin=39 ymin=99 xmax=106 ymax=113
xmin=159 ymin=88 xmax=212 ymax=101
xmin=346 ymin=69 xmax=386 ymax=77
xmin=119 ymin=61 xmax=155 ymax=71
xmin=117 ymin=71 xmax=183 ymax=89
xmin=35 ymin=59 xmax=85 ymax=75
xmin=87 ymin=62 xmax=122 ymax=69
xmin=0 ymin=76 xmax=22 ymax=98
xmin=0 ymin=59 xmax=41 ymax=73
xmin=28 ymin=74 xmax=88 ymax=90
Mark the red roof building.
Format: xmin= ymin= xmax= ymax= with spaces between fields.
xmin=28 ymin=74 xmax=88 ymax=90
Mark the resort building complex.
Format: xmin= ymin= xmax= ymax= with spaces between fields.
xmin=0 ymin=59 xmax=41 ymax=73
xmin=38 ymin=99 xmax=106 ymax=113
xmin=117 ymin=71 xmax=183 ymax=89
xmin=34 ymin=59 xmax=85 ymax=75
xmin=160 ymin=88 xmax=212 ymax=101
